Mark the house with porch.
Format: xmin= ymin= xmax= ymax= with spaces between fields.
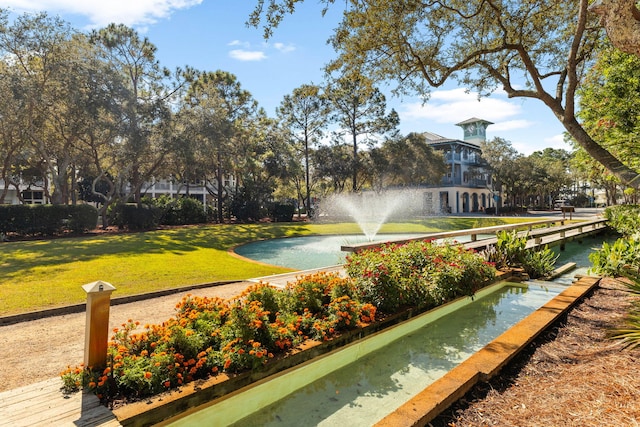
xmin=421 ymin=117 xmax=495 ymax=214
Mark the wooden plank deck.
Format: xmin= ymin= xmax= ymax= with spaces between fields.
xmin=0 ymin=378 xmax=121 ymax=427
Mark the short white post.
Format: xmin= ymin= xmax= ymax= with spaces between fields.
xmin=83 ymin=280 xmax=116 ymax=369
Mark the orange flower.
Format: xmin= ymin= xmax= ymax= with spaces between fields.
xmin=164 ymin=381 xmax=171 ymax=388
xmin=144 ymin=371 xmax=152 ymax=379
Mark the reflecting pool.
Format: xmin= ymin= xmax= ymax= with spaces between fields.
xmin=234 ymin=235 xmax=422 ymax=270
xmin=234 ymin=234 xmax=488 ymax=270
xmin=166 ymin=281 xmax=565 ymax=427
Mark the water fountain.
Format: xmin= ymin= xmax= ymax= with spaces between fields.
xmin=318 ymin=189 xmax=429 ymax=241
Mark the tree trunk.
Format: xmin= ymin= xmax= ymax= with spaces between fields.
xmin=590 ymin=0 xmax=640 ymax=57
xmin=304 ymin=130 xmax=311 ymax=215
xmin=216 ymin=150 xmax=224 ymax=223
xmin=352 ymin=133 xmax=358 ymax=192
xmin=563 ymin=117 xmax=640 ymax=189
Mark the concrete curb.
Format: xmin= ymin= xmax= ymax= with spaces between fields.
xmin=0 ymin=280 xmax=244 ymax=326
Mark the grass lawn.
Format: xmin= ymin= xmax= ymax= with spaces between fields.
xmin=0 ymin=216 xmax=528 ymax=316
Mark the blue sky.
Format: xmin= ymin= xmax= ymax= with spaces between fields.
xmin=3 ymin=0 xmax=570 ymax=155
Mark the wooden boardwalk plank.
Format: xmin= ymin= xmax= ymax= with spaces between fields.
xmin=0 ymin=378 xmax=121 ymax=427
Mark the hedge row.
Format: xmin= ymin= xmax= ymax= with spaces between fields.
xmin=0 ymin=204 xmax=98 ymax=237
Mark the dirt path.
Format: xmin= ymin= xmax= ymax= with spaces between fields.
xmin=0 ymin=282 xmax=255 ymax=392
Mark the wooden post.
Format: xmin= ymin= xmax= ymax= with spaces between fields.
xmin=83 ymin=280 xmax=116 ymax=369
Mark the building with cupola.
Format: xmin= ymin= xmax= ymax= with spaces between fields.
xmin=420 ymin=117 xmax=495 ymax=214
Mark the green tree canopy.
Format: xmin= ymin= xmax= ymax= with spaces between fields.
xmin=250 ymin=0 xmax=640 ymax=188
xmin=182 ymin=70 xmax=259 ymax=222
xmin=372 ymin=132 xmax=446 ymax=188
xmin=325 ymin=72 xmax=399 ymax=191
xmin=577 ymin=47 xmax=640 ymax=173
xmin=575 ymin=46 xmax=640 ymax=203
xmin=277 ymin=84 xmax=328 ymax=212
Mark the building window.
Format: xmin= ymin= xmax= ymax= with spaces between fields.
xmin=22 ymin=190 xmax=44 ymax=204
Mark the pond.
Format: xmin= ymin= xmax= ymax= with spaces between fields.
xmin=234 ymin=234 xmax=486 ymax=270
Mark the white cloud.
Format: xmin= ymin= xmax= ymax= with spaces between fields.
xmin=228 ymin=40 xmax=250 ymax=48
xmin=2 ymin=0 xmax=202 ymax=27
xmin=400 ymin=88 xmax=522 ymax=125
xmin=489 ymin=119 xmax=533 ymax=133
xmin=544 ymin=133 xmax=567 ymax=145
xmin=226 ymin=40 xmax=294 ymax=61
xmin=273 ymin=42 xmax=295 ymax=53
xmin=512 ymin=133 xmax=570 ymax=155
xmin=228 ymin=49 xmax=267 ymax=61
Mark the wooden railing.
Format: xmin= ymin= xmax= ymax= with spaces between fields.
xmin=341 ymin=218 xmax=608 ymax=253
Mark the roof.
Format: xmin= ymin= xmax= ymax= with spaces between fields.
xmin=421 ymin=131 xmax=449 ymax=142
xmin=421 ymin=132 xmax=482 ymax=149
xmin=428 ymin=139 xmax=482 ymax=150
xmin=455 ymin=117 xmax=494 ymax=126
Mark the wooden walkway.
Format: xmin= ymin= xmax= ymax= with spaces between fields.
xmin=0 ymin=378 xmax=120 ymax=427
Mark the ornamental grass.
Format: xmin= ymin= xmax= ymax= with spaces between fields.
xmin=61 ymin=240 xmax=495 ymax=404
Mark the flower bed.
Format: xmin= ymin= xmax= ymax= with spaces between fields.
xmin=61 ymin=239 xmax=496 ymax=410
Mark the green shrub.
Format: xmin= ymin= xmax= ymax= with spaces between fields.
xmin=140 ymin=195 xmax=207 ymax=226
xmin=62 ymin=243 xmax=498 ymax=402
xmin=108 ymin=203 xmax=161 ymax=230
xmin=272 ymin=203 xmax=295 ymax=222
xmin=67 ymin=205 xmax=98 ymax=233
xmin=483 ymin=230 xmax=557 ymax=279
xmin=0 ymin=205 xmax=28 ymax=234
xmin=345 ymin=240 xmax=496 ymax=313
xmin=522 ymin=246 xmax=559 ymax=278
xmin=0 ymin=204 xmax=97 ymax=236
xmin=176 ymin=197 xmax=207 ymax=224
xmin=604 ymin=205 xmax=640 ymax=238
xmin=589 ymin=237 xmax=640 ymax=282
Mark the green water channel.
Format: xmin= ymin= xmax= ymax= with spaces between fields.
xmin=165 ymin=281 xmax=565 ymax=426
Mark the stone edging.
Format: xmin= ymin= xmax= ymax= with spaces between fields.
xmin=375 ymin=274 xmax=601 ymax=427
xmin=0 ymin=280 xmax=243 ymax=326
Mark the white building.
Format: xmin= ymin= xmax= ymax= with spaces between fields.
xmin=420 ymin=117 xmax=495 ymax=214
xmin=0 ymin=177 xmax=48 ymax=205
xmin=0 ymin=174 xmax=237 ymax=206
xmin=140 ymin=174 xmax=237 ymax=205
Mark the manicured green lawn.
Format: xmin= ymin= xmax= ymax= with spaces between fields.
xmin=0 ymin=217 xmax=526 ymax=316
